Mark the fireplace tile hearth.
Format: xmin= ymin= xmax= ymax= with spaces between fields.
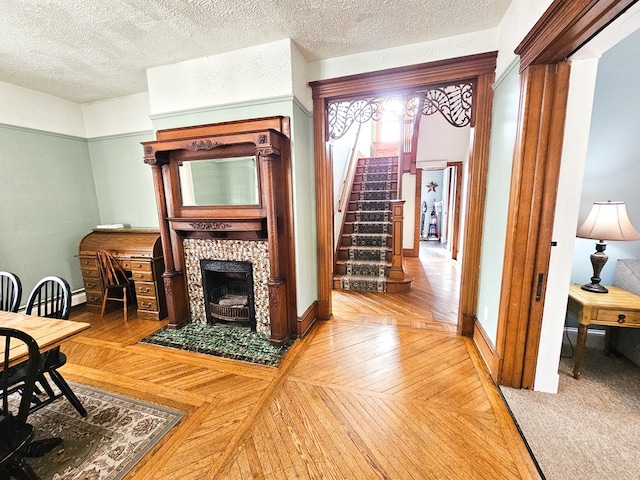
xmin=140 ymin=323 xmax=294 ymax=367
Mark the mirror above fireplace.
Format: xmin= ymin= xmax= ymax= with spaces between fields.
xmin=178 ymin=156 xmax=259 ymax=207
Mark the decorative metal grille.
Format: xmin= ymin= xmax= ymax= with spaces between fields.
xmin=327 ymin=82 xmax=473 ymax=140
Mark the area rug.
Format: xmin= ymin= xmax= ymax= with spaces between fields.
xmin=139 ymin=323 xmax=294 ymax=367
xmin=24 ymin=383 xmax=183 ymax=480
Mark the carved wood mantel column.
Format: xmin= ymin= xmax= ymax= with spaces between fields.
xmin=257 ymin=145 xmax=289 ymax=345
xmin=143 ymin=151 xmax=190 ymax=328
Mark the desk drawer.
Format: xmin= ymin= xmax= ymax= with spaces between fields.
xmin=79 ymin=256 xmax=99 ymax=269
xmin=132 ymin=270 xmax=153 ymax=282
xmin=596 ymin=309 xmax=640 ymax=326
xmin=135 ymin=282 xmax=156 ymax=297
xmin=137 ymin=296 xmax=158 ymax=311
xmin=83 ymin=277 xmax=101 ymax=293
xmin=122 ymin=260 xmax=152 ymax=272
xmin=81 ymin=266 xmax=99 ymax=277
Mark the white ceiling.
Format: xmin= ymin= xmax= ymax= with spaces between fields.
xmin=1 ymin=0 xmax=512 ymax=104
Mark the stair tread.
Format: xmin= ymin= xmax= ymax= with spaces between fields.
xmin=342 ymin=232 xmax=391 ymax=237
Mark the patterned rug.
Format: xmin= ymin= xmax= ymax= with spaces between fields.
xmin=139 ymin=323 xmax=294 ymax=367
xmin=24 ymin=383 xmax=183 ymax=479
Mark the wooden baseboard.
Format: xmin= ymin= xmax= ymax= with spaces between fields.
xmin=472 ymin=317 xmax=501 ymax=381
xmin=297 ymin=301 xmax=317 ymax=337
xmin=403 ymin=247 xmax=418 ymax=257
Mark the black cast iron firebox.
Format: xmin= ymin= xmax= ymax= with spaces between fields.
xmin=200 ymin=259 xmax=256 ymax=330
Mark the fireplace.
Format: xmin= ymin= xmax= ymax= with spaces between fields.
xmin=201 ymin=259 xmax=255 ymax=329
xmin=143 ymin=116 xmax=297 ymax=345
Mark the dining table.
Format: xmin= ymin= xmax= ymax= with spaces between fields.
xmin=0 ymin=310 xmax=90 ymax=367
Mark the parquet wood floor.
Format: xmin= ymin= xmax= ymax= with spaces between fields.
xmin=59 ymin=243 xmax=541 ymax=479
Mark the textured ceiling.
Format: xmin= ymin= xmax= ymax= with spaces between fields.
xmin=1 ymin=0 xmax=511 ymax=104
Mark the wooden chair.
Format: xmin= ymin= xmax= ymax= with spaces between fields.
xmin=0 ymin=271 xmax=22 ymax=313
xmin=0 ymin=327 xmax=42 ymax=479
xmin=25 ymin=276 xmax=86 ymax=417
xmin=96 ymin=249 xmax=134 ymax=322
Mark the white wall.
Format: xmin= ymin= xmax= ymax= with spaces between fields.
xmin=416 ymin=113 xmax=470 ymax=163
xmin=402 ymin=173 xmax=416 ymax=250
xmin=82 ymin=93 xmax=152 ymax=138
xmin=0 ymin=81 xmax=86 ymax=137
xmin=308 ymin=30 xmax=497 ymax=82
xmin=146 ymin=39 xmax=298 ymax=116
xmin=495 ymin=0 xmax=554 ymax=77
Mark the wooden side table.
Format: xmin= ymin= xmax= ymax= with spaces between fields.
xmin=567 ymin=284 xmax=640 ymax=379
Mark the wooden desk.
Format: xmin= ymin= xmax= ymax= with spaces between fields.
xmin=0 ymin=311 xmax=90 ymax=367
xmin=567 ymin=284 xmax=640 ymax=379
xmin=78 ymin=229 xmax=167 ymax=320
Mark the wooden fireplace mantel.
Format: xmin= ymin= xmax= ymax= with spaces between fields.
xmin=142 ymin=116 xmax=297 ymax=345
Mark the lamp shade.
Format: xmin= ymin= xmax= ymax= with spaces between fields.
xmin=576 ymin=201 xmax=640 ymax=241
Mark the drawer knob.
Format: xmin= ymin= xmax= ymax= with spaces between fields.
xmin=139 ymin=287 xmax=150 ymax=293
xmin=86 ymin=283 xmax=96 ymax=288
xmin=618 ymin=314 xmax=626 ymax=324
xmin=141 ymin=302 xmax=152 ymax=308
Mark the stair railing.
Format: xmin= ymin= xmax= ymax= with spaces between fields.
xmin=337 ymin=122 xmax=362 ymax=213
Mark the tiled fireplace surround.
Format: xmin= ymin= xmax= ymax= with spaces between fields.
xmin=183 ymin=238 xmax=271 ymax=335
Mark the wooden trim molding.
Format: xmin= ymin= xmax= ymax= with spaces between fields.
xmin=516 ymin=0 xmax=638 ymax=71
xmin=496 ymin=63 xmax=571 ymax=388
xmin=311 ymin=52 xmax=497 ymax=330
xmin=457 ymin=71 xmax=495 ymax=337
xmin=310 ymin=53 xmax=498 ymax=103
xmin=495 ymin=0 xmax=634 ymax=388
xmin=473 ymin=317 xmax=501 ymax=376
xmin=406 ymin=168 xmax=421 ymax=258
xmin=448 ymin=162 xmax=463 ymax=261
xmin=297 ymin=301 xmax=318 ymax=338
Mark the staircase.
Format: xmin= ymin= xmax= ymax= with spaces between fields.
xmin=335 ymin=156 xmax=412 ymax=293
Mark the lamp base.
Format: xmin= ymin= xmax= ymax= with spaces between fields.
xmin=581 ymin=282 xmax=609 ymax=294
xmin=582 ymin=242 xmax=609 ymax=294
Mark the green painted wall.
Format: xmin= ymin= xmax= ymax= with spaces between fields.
xmin=0 ymin=97 xmax=316 ymax=316
xmin=88 ymin=131 xmax=157 ymax=227
xmin=0 ymin=124 xmax=100 ymax=299
xmin=290 ymin=101 xmax=318 ymax=313
xmin=475 ymin=61 xmax=521 ymax=346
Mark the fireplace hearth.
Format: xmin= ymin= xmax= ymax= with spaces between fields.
xmin=201 ymin=259 xmax=255 ymax=330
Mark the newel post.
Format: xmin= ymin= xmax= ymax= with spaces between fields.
xmin=388 ymin=199 xmax=406 ymax=280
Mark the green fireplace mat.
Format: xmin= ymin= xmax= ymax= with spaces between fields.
xmin=139 ymin=323 xmax=294 ymax=367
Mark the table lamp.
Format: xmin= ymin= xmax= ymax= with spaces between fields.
xmin=576 ymin=201 xmax=640 ymax=293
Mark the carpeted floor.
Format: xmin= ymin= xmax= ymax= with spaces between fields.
xmin=24 ymin=383 xmax=183 ymax=479
xmin=139 ymin=323 xmax=295 ymax=367
xmin=501 ymin=344 xmax=640 ymax=480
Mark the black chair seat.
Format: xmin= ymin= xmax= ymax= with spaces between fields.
xmin=0 ymin=327 xmax=42 ymax=480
